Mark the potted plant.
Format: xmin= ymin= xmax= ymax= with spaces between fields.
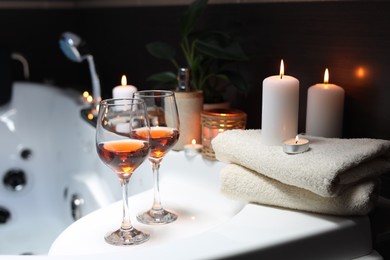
xmin=146 ymin=0 xmax=249 ymax=104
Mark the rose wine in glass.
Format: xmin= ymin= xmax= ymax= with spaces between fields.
xmin=96 ymin=98 xmax=151 ymax=246
xmin=133 ymin=90 xmax=180 ymax=225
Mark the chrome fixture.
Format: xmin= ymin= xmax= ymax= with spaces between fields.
xmin=59 ymin=32 xmax=101 ymax=108
xmin=70 ymin=194 xmax=84 ymax=221
xmin=11 ymin=52 xmax=30 ymax=80
xmin=177 ymin=68 xmax=190 ymax=92
xmin=3 ymin=169 xmax=27 ymax=192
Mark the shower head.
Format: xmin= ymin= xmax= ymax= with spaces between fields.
xmin=59 ymin=31 xmax=101 ymax=108
xmin=59 ymin=32 xmax=85 ymax=63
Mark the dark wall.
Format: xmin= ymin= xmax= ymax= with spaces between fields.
xmin=1 ymin=1 xmax=390 ymax=140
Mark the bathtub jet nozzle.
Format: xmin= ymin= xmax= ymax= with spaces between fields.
xmin=59 ymin=32 xmax=101 ymax=108
xmin=3 ymin=169 xmax=27 ymax=192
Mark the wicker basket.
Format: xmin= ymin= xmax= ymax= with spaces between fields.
xmin=201 ymin=108 xmax=247 ymax=160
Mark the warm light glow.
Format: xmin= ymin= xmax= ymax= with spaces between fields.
xmin=86 ymin=95 xmax=93 ymax=103
xmin=355 ymin=66 xmax=366 ymax=79
xmin=82 ymin=91 xmax=89 ymax=98
xmin=295 ymin=135 xmax=299 ymax=144
xmin=87 ymin=113 xmax=94 ymax=120
xmin=280 ymin=59 xmax=284 ymax=79
xmin=324 ymin=68 xmax=329 ymax=84
xmin=191 ymin=139 xmax=196 ymax=145
xmin=121 ymin=75 xmax=127 ymax=86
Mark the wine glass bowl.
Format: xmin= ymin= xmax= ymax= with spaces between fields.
xmin=96 ymin=98 xmax=151 ymax=246
xmin=97 ymin=140 xmax=150 ymax=179
xmin=134 ymin=90 xmax=180 ymax=225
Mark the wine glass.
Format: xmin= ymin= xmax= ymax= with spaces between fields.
xmin=96 ymin=98 xmax=151 ymax=246
xmin=134 ymin=90 xmax=180 ymax=225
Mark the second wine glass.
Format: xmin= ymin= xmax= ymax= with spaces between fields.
xmin=134 ymin=90 xmax=180 ymax=225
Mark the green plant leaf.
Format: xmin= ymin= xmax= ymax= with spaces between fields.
xmin=215 ymin=74 xmax=229 ymax=81
xmin=196 ymin=39 xmax=248 ymax=61
xmin=199 ymin=30 xmax=232 ymax=46
xmin=180 ymin=0 xmax=208 ymax=36
xmin=147 ymin=72 xmax=177 ymax=83
xmin=218 ymin=70 xmax=249 ymax=92
xmin=146 ymin=42 xmax=176 ymax=60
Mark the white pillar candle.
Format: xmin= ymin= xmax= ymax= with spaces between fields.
xmin=306 ymin=69 xmax=345 ymax=138
xmin=112 ymin=75 xmax=137 ymax=99
xmin=261 ymin=60 xmax=300 ymax=145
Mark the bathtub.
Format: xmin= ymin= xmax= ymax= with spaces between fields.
xmin=0 ymin=82 xmax=381 ymax=259
xmin=0 ymin=82 xmax=152 ymax=255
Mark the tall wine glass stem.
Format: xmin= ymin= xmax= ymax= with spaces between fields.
xmin=151 ymin=160 xmax=163 ymax=213
xmin=137 ymin=158 xmax=177 ymax=224
xmin=120 ymin=177 xmax=132 ymax=230
xmin=105 ymin=175 xmax=149 ymax=245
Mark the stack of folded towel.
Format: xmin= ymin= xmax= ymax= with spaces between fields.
xmin=212 ymin=129 xmax=390 ymax=216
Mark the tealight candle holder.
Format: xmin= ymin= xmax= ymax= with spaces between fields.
xmin=201 ymin=108 xmax=246 ymax=160
xmin=283 ymin=135 xmax=310 ymax=154
xmin=184 ymin=139 xmax=203 ymax=157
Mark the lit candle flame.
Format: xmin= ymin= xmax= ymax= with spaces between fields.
xmin=295 ymin=135 xmax=299 ymax=144
xmin=191 ymin=139 xmax=196 ymax=145
xmin=280 ymin=59 xmax=284 ymax=79
xmin=324 ymin=68 xmax=329 ymax=84
xmin=121 ymin=75 xmax=127 ymax=86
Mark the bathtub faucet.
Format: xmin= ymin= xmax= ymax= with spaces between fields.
xmin=59 ymin=32 xmax=101 ymax=109
xmin=11 ymin=53 xmax=30 ymax=80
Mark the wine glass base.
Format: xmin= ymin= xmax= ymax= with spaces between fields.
xmin=137 ymin=209 xmax=178 ymax=225
xmin=105 ymin=227 xmax=150 ymax=246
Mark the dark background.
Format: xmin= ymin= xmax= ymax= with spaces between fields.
xmin=1 ymin=1 xmax=390 ymax=256
xmin=1 ymin=1 xmax=390 ymax=139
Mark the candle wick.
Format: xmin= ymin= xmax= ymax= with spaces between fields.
xmin=295 ymin=140 xmax=298 ymax=144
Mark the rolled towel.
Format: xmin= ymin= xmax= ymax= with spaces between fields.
xmin=212 ymin=129 xmax=390 ymax=197
xmin=221 ymin=164 xmax=380 ymax=216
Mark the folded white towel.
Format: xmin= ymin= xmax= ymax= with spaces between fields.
xmin=221 ymin=164 xmax=379 ymax=216
xmin=212 ymin=129 xmax=390 ymax=197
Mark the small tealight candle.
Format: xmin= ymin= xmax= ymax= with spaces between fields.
xmin=112 ymin=75 xmax=137 ymax=99
xmin=184 ymin=139 xmax=203 ymax=156
xmin=283 ymin=135 xmax=309 ymax=154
